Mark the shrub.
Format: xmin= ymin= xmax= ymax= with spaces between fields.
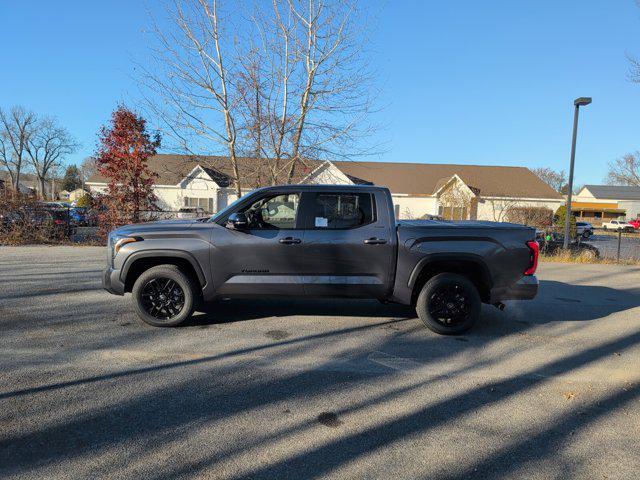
xmin=76 ymin=193 xmax=93 ymax=208
xmin=504 ymin=206 xmax=554 ymax=227
xmin=0 ymin=191 xmax=68 ymax=245
xmin=554 ymin=205 xmax=577 ymax=239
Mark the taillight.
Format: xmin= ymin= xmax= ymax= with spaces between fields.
xmin=525 ymin=240 xmax=539 ymax=275
xmin=54 ymin=219 xmax=65 ymax=225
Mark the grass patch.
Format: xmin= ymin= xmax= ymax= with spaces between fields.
xmin=541 ymin=251 xmax=640 ymax=266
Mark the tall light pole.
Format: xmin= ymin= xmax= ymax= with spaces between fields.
xmin=563 ymin=96 xmax=592 ymax=249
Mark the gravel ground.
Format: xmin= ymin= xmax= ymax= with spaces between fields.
xmin=1 ymin=246 xmax=639 ymax=479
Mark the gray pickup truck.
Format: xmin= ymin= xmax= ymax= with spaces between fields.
xmin=103 ymin=185 xmax=539 ymax=334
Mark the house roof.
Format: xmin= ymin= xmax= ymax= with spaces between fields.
xmin=582 ymin=184 xmax=640 ymax=201
xmin=332 ymin=161 xmax=563 ymax=199
xmin=87 ymin=154 xmax=322 ymax=188
xmin=87 ymin=154 xmax=562 ymax=199
xmin=0 ymin=170 xmax=64 ymax=191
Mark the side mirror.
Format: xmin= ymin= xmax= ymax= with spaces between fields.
xmin=227 ymin=212 xmax=248 ymax=229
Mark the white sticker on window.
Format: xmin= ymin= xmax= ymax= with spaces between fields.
xmin=315 ymin=217 xmax=328 ymax=227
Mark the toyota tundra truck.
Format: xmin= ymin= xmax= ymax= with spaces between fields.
xmin=103 ymin=184 xmax=539 ymax=334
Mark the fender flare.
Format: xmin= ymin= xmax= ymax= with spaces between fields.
xmin=120 ymin=249 xmax=207 ymax=287
xmin=407 ymin=253 xmax=493 ymax=290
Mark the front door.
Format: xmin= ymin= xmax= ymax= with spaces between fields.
xmin=297 ymin=190 xmax=395 ymax=298
xmin=210 ymin=191 xmax=306 ymax=296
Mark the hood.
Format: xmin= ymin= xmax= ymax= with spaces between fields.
xmin=113 ymin=219 xmax=203 ymax=235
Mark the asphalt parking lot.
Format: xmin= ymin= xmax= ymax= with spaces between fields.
xmin=1 ymin=246 xmax=639 ymax=479
xmin=585 ymin=232 xmax=640 ymax=261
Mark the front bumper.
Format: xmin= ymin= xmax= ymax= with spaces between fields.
xmin=103 ymin=267 xmax=125 ymax=296
xmin=490 ymin=275 xmax=538 ymax=303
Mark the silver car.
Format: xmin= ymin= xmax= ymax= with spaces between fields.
xmin=576 ymin=221 xmax=594 ymax=238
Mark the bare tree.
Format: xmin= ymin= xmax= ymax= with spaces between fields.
xmin=606 ymin=152 xmax=640 ymax=186
xmin=25 ymin=117 xmax=78 ymax=199
xmin=141 ymin=0 xmax=376 ymax=194
xmin=141 ymin=0 xmax=242 ymax=197
xmin=81 ymin=156 xmax=98 ymax=186
xmin=486 ymin=196 xmax=521 ymax=222
xmin=251 ymin=0 xmax=376 ymax=183
xmin=0 ymin=106 xmax=37 ymax=192
xmin=531 ymin=167 xmax=566 ymax=193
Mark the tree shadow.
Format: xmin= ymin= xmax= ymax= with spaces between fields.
xmin=493 ymin=280 xmax=640 ymax=326
xmin=183 ymin=279 xmax=640 ymax=331
xmin=3 ymin=270 xmax=640 ymax=478
xmin=184 ymin=298 xmax=417 ymax=326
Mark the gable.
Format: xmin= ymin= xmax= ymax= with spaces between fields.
xmin=301 ymin=162 xmax=354 ymax=185
xmin=180 ymin=166 xmax=220 ymax=191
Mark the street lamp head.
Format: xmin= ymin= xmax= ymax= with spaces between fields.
xmin=574 ymin=97 xmax=592 ymax=107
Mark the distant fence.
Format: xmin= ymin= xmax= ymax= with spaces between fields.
xmin=536 ymin=225 xmax=640 ymax=263
xmin=585 ymin=228 xmax=640 ymax=262
xmin=2 ymin=201 xmax=639 ymax=261
xmin=0 ymin=204 xmax=211 ymax=245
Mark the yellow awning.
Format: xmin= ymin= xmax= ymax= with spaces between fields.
xmin=572 ymin=201 xmax=618 ymax=209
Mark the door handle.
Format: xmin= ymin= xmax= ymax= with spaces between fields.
xmin=279 ymin=237 xmax=302 ymax=245
xmin=364 ymin=237 xmax=387 ymax=245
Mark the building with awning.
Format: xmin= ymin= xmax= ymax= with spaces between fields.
xmin=572 ymin=185 xmax=640 ymax=225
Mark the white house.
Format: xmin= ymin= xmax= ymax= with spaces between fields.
xmin=571 ymin=185 xmax=640 ymax=225
xmin=86 ymin=154 xmax=563 ymax=221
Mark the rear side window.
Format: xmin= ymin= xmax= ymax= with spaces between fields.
xmin=313 ymin=193 xmax=374 ymax=229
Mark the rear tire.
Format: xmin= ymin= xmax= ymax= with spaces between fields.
xmin=132 ymin=265 xmax=196 ymax=327
xmin=416 ymin=273 xmax=481 ymax=335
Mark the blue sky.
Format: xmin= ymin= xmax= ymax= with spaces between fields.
xmin=1 ymin=0 xmax=639 ymax=186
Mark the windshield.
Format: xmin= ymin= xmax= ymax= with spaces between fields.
xmin=209 ymin=195 xmax=247 ymax=223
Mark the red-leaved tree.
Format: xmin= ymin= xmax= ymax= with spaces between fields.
xmin=95 ymin=106 xmax=160 ymax=236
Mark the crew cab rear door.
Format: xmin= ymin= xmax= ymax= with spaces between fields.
xmin=297 ymin=189 xmax=395 ymax=298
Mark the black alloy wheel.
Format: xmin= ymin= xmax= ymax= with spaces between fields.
xmin=132 ymin=264 xmax=196 ymax=327
xmin=141 ymin=278 xmax=185 ymax=319
xmin=427 ymin=283 xmax=471 ymax=326
xmin=416 ymin=273 xmax=481 ymax=335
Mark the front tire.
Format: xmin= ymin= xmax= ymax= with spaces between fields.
xmin=132 ymin=265 xmax=196 ymax=327
xmin=416 ymin=273 xmax=481 ymax=335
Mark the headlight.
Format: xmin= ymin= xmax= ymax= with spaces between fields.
xmin=109 ymin=233 xmax=140 ymax=260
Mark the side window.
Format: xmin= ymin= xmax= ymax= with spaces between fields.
xmin=313 ymin=193 xmax=374 ymax=229
xmin=240 ymin=193 xmax=300 ymax=229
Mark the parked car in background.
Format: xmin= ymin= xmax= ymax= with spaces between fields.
xmin=536 ymin=231 xmax=600 ymax=259
xmin=42 ymin=201 xmax=70 ymax=210
xmin=68 ymin=207 xmax=90 ymax=225
xmin=576 ymin=221 xmax=594 ymax=238
xmin=629 ymin=219 xmax=640 ymax=230
xmin=421 ymin=213 xmax=445 ymax=221
xmin=0 ymin=208 xmax=75 ymax=237
xmin=177 ymin=206 xmax=206 ymax=219
xmin=602 ymin=220 xmax=635 ymax=232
